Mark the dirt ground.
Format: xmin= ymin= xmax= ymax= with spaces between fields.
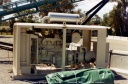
xmin=0 ymin=36 xmax=128 ymax=84
xmin=0 ymin=63 xmax=127 ymax=84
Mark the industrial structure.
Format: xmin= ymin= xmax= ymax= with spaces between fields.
xmin=12 ymin=12 xmax=110 ymax=79
xmin=0 ymin=0 xmax=110 ymax=23
xmin=0 ymin=0 xmax=119 ymax=80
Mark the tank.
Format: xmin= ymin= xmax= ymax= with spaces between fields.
xmin=48 ymin=12 xmax=80 ymax=24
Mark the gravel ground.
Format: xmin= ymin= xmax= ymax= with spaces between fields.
xmin=0 ymin=64 xmax=31 ymax=84
xmin=115 ymin=73 xmax=128 ymax=84
xmin=0 ymin=36 xmax=31 ymax=84
xmin=0 ymin=63 xmax=128 ymax=84
xmin=0 ymin=36 xmax=128 ymax=84
xmin=0 ymin=36 xmax=13 ymax=61
xmin=0 ymin=50 xmax=13 ymax=61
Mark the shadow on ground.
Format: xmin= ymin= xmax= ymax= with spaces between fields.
xmin=112 ymin=70 xmax=127 ymax=80
xmin=115 ymin=74 xmax=127 ymax=80
xmin=19 ymin=79 xmax=47 ymax=84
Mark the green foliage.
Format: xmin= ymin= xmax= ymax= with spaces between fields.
xmin=0 ymin=0 xmax=11 ymax=25
xmin=101 ymin=0 xmax=128 ymax=36
xmin=1 ymin=28 xmax=6 ymax=32
xmin=39 ymin=0 xmax=76 ymax=17
xmin=0 ymin=28 xmax=12 ymax=35
xmin=86 ymin=15 xmax=102 ymax=25
xmin=101 ymin=14 xmax=109 ymax=26
xmin=0 ymin=22 xmax=9 ymax=26
xmin=15 ymin=9 xmax=39 ymax=23
xmin=101 ymin=4 xmax=124 ymax=36
xmin=1 ymin=28 xmax=6 ymax=35
xmin=9 ymin=19 xmax=15 ymax=34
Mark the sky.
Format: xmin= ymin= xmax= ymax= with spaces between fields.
xmin=76 ymin=0 xmax=117 ymax=18
xmin=5 ymin=0 xmax=117 ymax=19
xmin=11 ymin=0 xmax=117 ymax=17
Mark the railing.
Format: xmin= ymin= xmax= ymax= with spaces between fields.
xmin=0 ymin=41 xmax=13 ymax=51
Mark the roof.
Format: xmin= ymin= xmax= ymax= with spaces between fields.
xmin=14 ymin=23 xmax=110 ymax=30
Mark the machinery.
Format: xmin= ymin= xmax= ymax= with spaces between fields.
xmin=6 ymin=0 xmax=110 ymax=79
xmin=37 ymin=33 xmax=95 ymax=67
xmin=38 ymin=34 xmax=63 ymax=67
xmin=13 ymin=21 xmax=109 ymax=79
xmin=27 ymin=12 xmax=96 ymax=68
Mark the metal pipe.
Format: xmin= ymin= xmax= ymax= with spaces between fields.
xmin=41 ymin=16 xmax=50 ymax=23
xmin=62 ymin=28 xmax=66 ymax=71
xmin=86 ymin=0 xmax=104 ymax=15
xmin=0 ymin=0 xmax=83 ymax=22
xmin=82 ymin=0 xmax=109 ymax=25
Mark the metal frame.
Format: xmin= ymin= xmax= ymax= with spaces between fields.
xmin=13 ymin=23 xmax=108 ymax=75
xmin=0 ymin=0 xmax=84 ymax=22
xmin=82 ymin=0 xmax=109 ymax=25
xmin=0 ymin=0 xmax=109 ymax=23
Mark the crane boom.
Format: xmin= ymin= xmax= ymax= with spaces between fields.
xmin=0 ymin=0 xmax=109 ymax=24
xmin=0 ymin=0 xmax=84 ymax=22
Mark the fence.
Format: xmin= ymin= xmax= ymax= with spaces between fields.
xmin=0 ymin=49 xmax=13 ymax=62
xmin=0 ymin=35 xmax=13 ymax=62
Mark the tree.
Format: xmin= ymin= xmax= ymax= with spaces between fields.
xmin=9 ymin=19 xmax=15 ymax=35
xmin=86 ymin=14 xmax=102 ymax=25
xmin=111 ymin=6 xmax=124 ymax=36
xmin=38 ymin=0 xmax=75 ymax=17
xmin=92 ymin=15 xmax=102 ymax=25
xmin=1 ymin=28 xmax=6 ymax=34
xmin=26 ymin=0 xmax=76 ymax=17
xmin=101 ymin=14 xmax=108 ymax=26
xmin=108 ymin=0 xmax=128 ymax=36
xmin=102 ymin=6 xmax=124 ymax=36
xmin=15 ymin=9 xmax=39 ymax=23
xmin=0 ymin=0 xmax=11 ymax=20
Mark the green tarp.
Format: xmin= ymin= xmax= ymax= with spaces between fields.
xmin=45 ymin=68 xmax=114 ymax=84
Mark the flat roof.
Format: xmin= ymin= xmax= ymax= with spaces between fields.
xmin=14 ymin=23 xmax=110 ymax=30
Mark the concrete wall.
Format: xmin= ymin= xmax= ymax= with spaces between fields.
xmin=92 ymin=36 xmax=128 ymax=74
xmin=107 ymin=36 xmax=128 ymax=74
xmin=110 ymin=54 xmax=128 ymax=70
xmin=110 ymin=54 xmax=128 ymax=74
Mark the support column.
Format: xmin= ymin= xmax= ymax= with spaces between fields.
xmin=62 ymin=28 xmax=66 ymax=71
xmin=83 ymin=30 xmax=91 ymax=51
xmin=15 ymin=26 xmax=21 ymax=75
xmin=26 ymin=34 xmax=30 ymax=65
xmin=13 ymin=27 xmax=16 ymax=75
xmin=96 ymin=29 xmax=106 ymax=68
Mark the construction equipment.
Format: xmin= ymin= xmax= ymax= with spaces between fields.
xmin=0 ymin=0 xmax=84 ymax=22
xmin=0 ymin=0 xmax=110 ymax=80
xmin=0 ymin=0 xmax=110 ymax=24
